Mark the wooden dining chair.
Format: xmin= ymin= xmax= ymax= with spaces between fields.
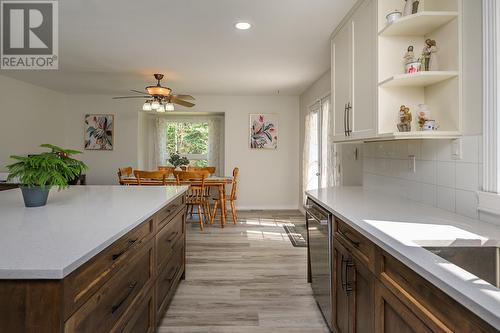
xmin=158 ymin=166 xmax=175 ymax=174
xmin=175 ymin=171 xmax=210 ymax=230
xmin=117 ymin=167 xmax=133 ymax=185
xmin=211 ymin=167 xmax=239 ymax=225
xmin=187 ymin=166 xmax=216 ymax=175
xmin=134 ymin=170 xmax=168 ymax=186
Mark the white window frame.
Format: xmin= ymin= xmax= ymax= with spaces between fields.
xmin=478 ymin=0 xmax=500 ymax=221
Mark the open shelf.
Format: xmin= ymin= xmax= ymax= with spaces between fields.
xmin=378 ymin=71 xmax=458 ymax=88
xmin=366 ymin=131 xmax=461 ymax=141
xmin=379 ymin=11 xmax=458 ymax=36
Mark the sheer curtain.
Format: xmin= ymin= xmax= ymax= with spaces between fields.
xmin=208 ymin=118 xmax=224 ymax=175
xmin=155 ymin=117 xmax=169 ymax=166
xmin=320 ymin=97 xmax=336 ymax=188
xmin=303 ymin=105 xmax=319 ymax=203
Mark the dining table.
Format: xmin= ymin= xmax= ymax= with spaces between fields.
xmin=119 ymin=176 xmax=234 ymax=227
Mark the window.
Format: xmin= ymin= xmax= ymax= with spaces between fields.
xmin=166 ymin=122 xmax=209 ymax=167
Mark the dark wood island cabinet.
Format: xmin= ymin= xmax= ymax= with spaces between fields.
xmin=0 ymin=193 xmax=186 ymax=333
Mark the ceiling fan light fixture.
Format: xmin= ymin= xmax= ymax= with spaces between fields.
xmin=146 ymin=86 xmax=171 ymax=96
xmin=151 ymin=100 xmax=160 ymax=110
xmin=235 ymin=22 xmax=252 ymax=30
xmin=157 ymin=104 xmax=166 ymax=112
xmin=142 ymin=101 xmax=152 ymax=111
xmin=165 ymin=102 xmax=175 ymax=111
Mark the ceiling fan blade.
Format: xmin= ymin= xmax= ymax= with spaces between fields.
xmin=112 ymin=96 xmax=150 ymax=99
xmin=130 ymin=89 xmax=148 ymax=95
xmin=174 ymin=94 xmax=195 ymax=101
xmin=171 ymin=96 xmax=195 ymax=107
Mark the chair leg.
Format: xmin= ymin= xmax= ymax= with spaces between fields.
xmin=198 ymin=205 xmax=204 ymax=230
xmin=230 ymin=200 xmax=237 ymax=224
xmin=211 ymin=200 xmax=218 ymax=224
xmin=205 ymin=202 xmax=211 ymax=224
xmin=189 ymin=205 xmax=194 ymax=217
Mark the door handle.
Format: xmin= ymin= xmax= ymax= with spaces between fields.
xmin=346 ymin=102 xmax=352 ymax=136
xmin=315 ymin=172 xmax=320 ymax=176
xmin=341 ymin=255 xmax=354 ymax=295
xmin=344 ymin=103 xmax=348 ymax=136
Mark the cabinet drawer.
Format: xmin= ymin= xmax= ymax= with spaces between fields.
xmin=335 ymin=217 xmax=375 ymax=271
xmin=156 ymin=195 xmax=185 ymax=231
xmin=379 ymin=252 xmax=497 ymax=333
xmin=63 ymin=219 xmax=154 ymax=319
xmin=64 ymin=240 xmax=154 ymax=333
xmin=156 ymin=210 xmax=184 ymax=272
xmin=156 ymin=247 xmax=184 ymax=314
xmin=118 ymin=287 xmax=155 ymax=333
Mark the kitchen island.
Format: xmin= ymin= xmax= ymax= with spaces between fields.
xmin=306 ymin=186 xmax=500 ymax=332
xmin=0 ymin=185 xmax=188 ymax=333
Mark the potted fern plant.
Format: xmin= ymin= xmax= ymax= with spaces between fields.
xmin=6 ymin=144 xmax=88 ymax=207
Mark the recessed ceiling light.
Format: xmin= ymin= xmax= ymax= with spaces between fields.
xmin=235 ymin=22 xmax=252 ymax=30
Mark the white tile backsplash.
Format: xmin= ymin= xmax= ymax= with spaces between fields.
xmin=362 ymin=136 xmax=482 ymax=218
xmin=436 ymin=161 xmax=456 ymax=188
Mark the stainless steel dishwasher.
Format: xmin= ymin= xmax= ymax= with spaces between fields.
xmin=305 ymin=198 xmax=333 ymax=331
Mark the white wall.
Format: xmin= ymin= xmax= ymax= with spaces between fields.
xmin=174 ymin=95 xmax=300 ymax=210
xmin=0 ymin=75 xmax=66 ymax=172
xmin=298 ymin=70 xmax=331 ymax=207
xmin=60 ymin=94 xmax=300 ymax=210
xmin=62 ymin=95 xmax=141 ymax=185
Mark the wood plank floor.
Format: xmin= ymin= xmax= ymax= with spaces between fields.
xmin=158 ymin=210 xmax=330 ymax=333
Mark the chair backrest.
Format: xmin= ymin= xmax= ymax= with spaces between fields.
xmin=230 ymin=167 xmax=239 ymax=200
xmin=187 ymin=166 xmax=216 ymax=175
xmin=175 ymin=171 xmax=208 ymax=199
xmin=158 ymin=166 xmax=175 ymax=174
xmin=134 ymin=170 xmax=167 ymax=185
xmin=117 ymin=167 xmax=133 ymax=184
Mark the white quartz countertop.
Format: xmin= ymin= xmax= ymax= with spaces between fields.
xmin=306 ymin=186 xmax=500 ymax=330
xmin=0 ymin=185 xmax=188 ymax=279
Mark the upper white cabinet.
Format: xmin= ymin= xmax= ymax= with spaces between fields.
xmin=332 ymin=0 xmax=463 ymax=142
xmin=332 ymin=0 xmax=377 ymax=142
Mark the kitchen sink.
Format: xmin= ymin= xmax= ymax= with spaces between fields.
xmin=424 ymin=246 xmax=500 ymax=288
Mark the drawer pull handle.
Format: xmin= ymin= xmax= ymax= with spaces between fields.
xmin=167 ymin=232 xmax=179 ymax=243
xmin=339 ymin=230 xmax=360 ymax=248
xmin=111 ymin=239 xmax=138 ymax=261
xmin=111 ymin=281 xmax=138 ymax=314
xmin=341 ymin=255 xmax=354 ymax=295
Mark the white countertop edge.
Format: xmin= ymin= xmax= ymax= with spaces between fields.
xmin=306 ymin=188 xmax=500 ymax=330
xmin=2 ymin=187 xmax=188 ymax=280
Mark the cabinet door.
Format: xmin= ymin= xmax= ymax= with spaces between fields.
xmin=332 ymin=22 xmax=352 ymax=141
xmin=333 ymin=240 xmax=350 ymax=333
xmin=351 ymin=0 xmax=376 ymax=139
xmin=350 ymin=256 xmax=374 ymax=333
xmin=374 ymin=283 xmax=433 ymax=333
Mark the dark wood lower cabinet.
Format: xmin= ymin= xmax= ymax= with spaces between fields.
xmin=317 ymin=210 xmax=499 ymax=333
xmin=333 ymin=239 xmax=374 ymax=333
xmin=0 ymin=195 xmax=186 ymax=333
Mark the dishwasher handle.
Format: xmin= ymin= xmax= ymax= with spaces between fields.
xmin=304 ymin=205 xmax=329 ymax=225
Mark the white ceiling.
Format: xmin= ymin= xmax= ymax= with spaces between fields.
xmin=1 ymin=0 xmax=355 ymax=96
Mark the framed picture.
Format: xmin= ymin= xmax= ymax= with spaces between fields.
xmin=249 ymin=113 xmax=278 ymax=149
xmin=84 ymin=114 xmax=114 ymax=150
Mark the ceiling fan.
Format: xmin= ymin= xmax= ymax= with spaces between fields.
xmin=112 ymin=74 xmax=195 ymax=112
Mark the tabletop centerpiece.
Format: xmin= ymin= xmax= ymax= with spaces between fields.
xmin=6 ymin=144 xmax=88 ymax=207
xmin=168 ymin=152 xmax=190 ymax=171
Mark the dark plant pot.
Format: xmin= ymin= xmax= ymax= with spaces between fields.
xmin=20 ymin=186 xmax=51 ymax=207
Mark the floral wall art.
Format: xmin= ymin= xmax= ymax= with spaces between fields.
xmin=249 ymin=114 xmax=278 ymax=149
xmin=84 ymin=114 xmax=114 ymax=150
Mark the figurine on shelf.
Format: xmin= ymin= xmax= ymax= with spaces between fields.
xmin=428 ymin=39 xmax=439 ymax=71
xmin=397 ymin=105 xmax=412 ymax=132
xmin=412 ymin=0 xmax=420 ymax=14
xmin=417 ymin=104 xmax=431 ymax=130
xmin=421 ymin=39 xmax=433 ymax=71
xmin=403 ymin=0 xmax=414 ymax=16
xmin=404 ymin=45 xmax=421 ymax=73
